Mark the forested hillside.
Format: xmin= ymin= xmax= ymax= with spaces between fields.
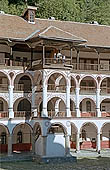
xmin=0 ymin=0 xmax=110 ymax=25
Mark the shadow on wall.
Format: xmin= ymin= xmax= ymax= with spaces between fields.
xmin=35 ymin=133 xmax=68 ymax=157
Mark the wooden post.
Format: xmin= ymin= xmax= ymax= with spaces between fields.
xmin=43 ymin=45 xmax=45 ymax=65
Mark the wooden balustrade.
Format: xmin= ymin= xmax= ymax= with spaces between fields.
xmin=48 ymin=84 xmax=66 ymax=92
xmin=0 ymin=112 xmax=9 ymax=118
xmin=80 ymin=86 xmax=96 ymax=94
xmin=14 ymin=111 xmax=33 ymax=118
xmin=81 ymin=112 xmax=96 ymax=117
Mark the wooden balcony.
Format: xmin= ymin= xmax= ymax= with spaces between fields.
xmin=0 ymin=111 xmax=9 ymax=118
xmin=101 ymin=87 xmax=110 ymax=95
xmin=80 ymin=86 xmax=96 ymax=94
xmin=48 ymin=84 xmax=66 ymax=92
xmin=81 ymin=112 xmax=96 ymax=117
xmin=48 ymin=111 xmax=66 ymax=118
xmin=0 ymin=84 xmax=8 ymax=92
xmin=14 ymin=84 xmax=32 ymax=92
xmin=14 ymin=111 xmax=33 ymax=118
xmin=102 ymin=112 xmax=110 ymax=117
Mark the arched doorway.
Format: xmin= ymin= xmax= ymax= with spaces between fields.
xmin=47 ymin=73 xmax=66 ymax=93
xmin=14 ymin=98 xmax=31 ymax=118
xmin=80 ymin=123 xmax=97 ymax=150
xmin=80 ymin=76 xmax=96 ymax=94
xmin=101 ymin=123 xmax=110 ymax=149
xmin=47 ymin=97 xmax=66 ymax=118
xmin=0 ymin=124 xmax=9 ymax=153
xmin=80 ymin=98 xmax=96 ymax=117
xmin=12 ymin=123 xmax=33 ymax=153
xmin=14 ymin=74 xmax=32 ymax=92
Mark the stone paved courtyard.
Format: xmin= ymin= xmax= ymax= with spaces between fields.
xmin=1 ymin=150 xmax=110 ymax=170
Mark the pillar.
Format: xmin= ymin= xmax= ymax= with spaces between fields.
xmin=32 ymin=85 xmax=37 ymax=117
xmin=76 ymin=131 xmax=80 ymax=152
xmin=76 ymin=50 xmax=79 ymax=70
xmin=8 ymin=134 xmax=12 ymax=156
xmin=75 ymin=88 xmax=80 ymax=117
xmin=42 ymin=71 xmax=48 ymax=117
xmin=65 ymin=135 xmax=70 ymax=155
xmin=97 ymin=132 xmax=101 ymax=154
xmin=96 ymin=88 xmax=101 ymax=117
xmin=8 ymin=85 xmax=14 ymax=118
xmin=66 ymin=80 xmax=71 ymax=117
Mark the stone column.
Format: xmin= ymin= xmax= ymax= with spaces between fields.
xmin=8 ymin=134 xmax=12 ymax=156
xmin=76 ymin=132 xmax=80 ymax=152
xmin=42 ymin=71 xmax=48 ymax=117
xmin=65 ymin=135 xmax=70 ymax=155
xmin=66 ymin=81 xmax=71 ymax=117
xmin=97 ymin=132 xmax=101 ymax=154
xmin=32 ymin=85 xmax=37 ymax=117
xmin=75 ymin=88 xmax=80 ymax=117
xmin=96 ymin=88 xmax=101 ymax=117
xmin=8 ymin=85 xmax=14 ymax=118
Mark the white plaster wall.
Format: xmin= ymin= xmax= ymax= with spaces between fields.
xmin=46 ymin=134 xmax=65 ymax=157
xmin=35 ymin=136 xmax=43 ymax=156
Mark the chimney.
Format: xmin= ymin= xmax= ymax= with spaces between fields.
xmin=22 ymin=6 xmax=37 ymax=24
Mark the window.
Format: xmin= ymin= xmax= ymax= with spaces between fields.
xmin=101 ymin=105 xmax=106 ymax=112
xmin=1 ymin=132 xmax=6 ymax=144
xmin=17 ymin=131 xmax=22 ymax=143
xmin=29 ymin=10 xmax=35 ymax=22
xmin=86 ymin=101 xmax=91 ymax=112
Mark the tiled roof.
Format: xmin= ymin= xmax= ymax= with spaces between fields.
xmin=0 ymin=13 xmax=110 ymax=47
xmin=28 ymin=26 xmax=87 ymax=43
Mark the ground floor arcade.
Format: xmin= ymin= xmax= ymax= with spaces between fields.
xmin=0 ymin=118 xmax=110 ymax=157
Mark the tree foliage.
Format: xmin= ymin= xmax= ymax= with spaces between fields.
xmin=0 ymin=0 xmax=110 ymax=25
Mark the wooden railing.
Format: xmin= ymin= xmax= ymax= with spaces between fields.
xmin=102 ymin=112 xmax=110 ymax=117
xmin=45 ymin=58 xmax=71 ymax=65
xmin=80 ymin=86 xmax=96 ymax=94
xmin=48 ymin=84 xmax=66 ymax=92
xmin=48 ymin=111 xmax=66 ymax=118
xmin=14 ymin=111 xmax=33 ymax=118
xmin=0 ymin=111 xmax=9 ymax=118
xmin=81 ymin=112 xmax=96 ymax=117
xmin=14 ymin=84 xmax=32 ymax=92
xmin=0 ymin=84 xmax=8 ymax=91
xmin=101 ymin=87 xmax=110 ymax=94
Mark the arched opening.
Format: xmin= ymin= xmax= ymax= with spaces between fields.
xmin=14 ymin=98 xmax=31 ymax=118
xmin=14 ymin=74 xmax=32 ymax=92
xmin=70 ymin=99 xmax=76 ymax=117
xmin=0 ymin=125 xmax=9 ymax=153
xmin=48 ymin=73 xmax=66 ymax=93
xmin=80 ymin=123 xmax=97 ymax=150
xmin=0 ymin=72 xmax=9 ymax=92
xmin=46 ymin=123 xmax=67 ymax=157
xmin=70 ymin=77 xmax=76 ymax=94
xmin=80 ymin=98 xmax=96 ymax=117
xmin=101 ymin=77 xmax=110 ymax=95
xmin=80 ymin=76 xmax=96 ymax=94
xmin=100 ymin=99 xmax=110 ymax=117
xmin=0 ymin=98 xmax=8 ymax=118
xmin=12 ymin=123 xmax=33 ymax=153
xmin=47 ymin=97 xmax=66 ymax=118
xmin=101 ymin=123 xmax=110 ymax=149
xmin=70 ymin=124 xmax=77 ymax=149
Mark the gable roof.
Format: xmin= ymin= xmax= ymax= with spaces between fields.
xmin=0 ymin=13 xmax=110 ymax=47
xmin=27 ymin=25 xmax=87 ymax=43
